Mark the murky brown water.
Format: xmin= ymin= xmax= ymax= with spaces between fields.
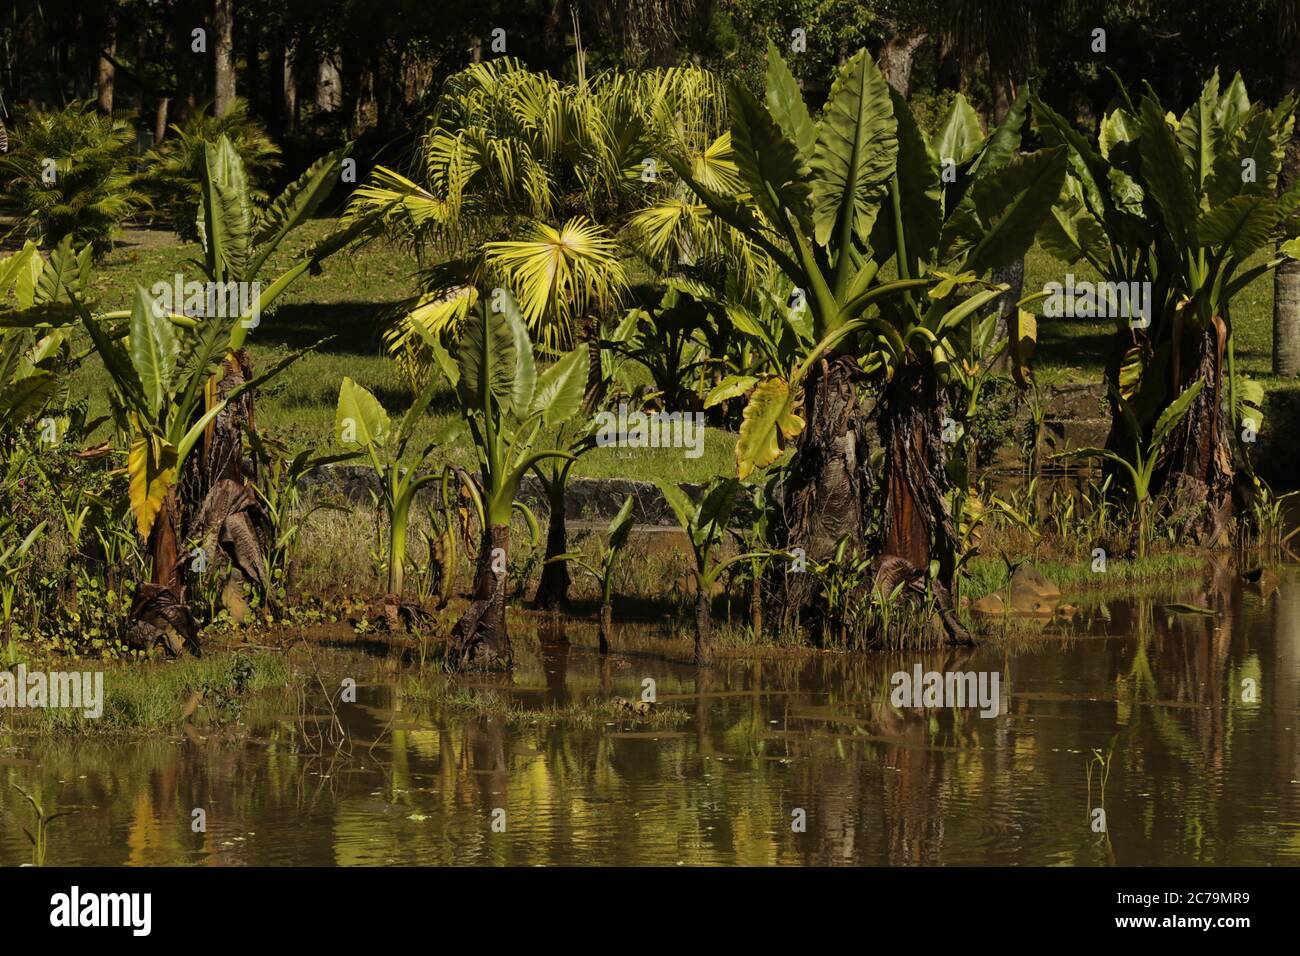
xmin=2 ymin=564 xmax=1299 ymax=866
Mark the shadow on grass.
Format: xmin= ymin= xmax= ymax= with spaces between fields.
xmin=258 ymin=301 xmax=397 ymax=353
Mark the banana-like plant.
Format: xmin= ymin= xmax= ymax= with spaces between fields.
xmin=73 ymin=284 xmax=316 ymax=655
xmin=1058 ymin=380 xmax=1206 ymax=558
xmin=547 ymin=494 xmax=636 ymax=654
xmin=1034 ymin=70 xmax=1300 ymax=544
xmin=669 ymin=43 xmax=1065 ymax=638
xmin=334 ymin=375 xmax=450 ymax=620
xmin=655 ymin=478 xmax=772 ymax=664
xmin=181 ymin=135 xmax=373 ymax=619
xmin=434 ymin=293 xmax=585 ymax=670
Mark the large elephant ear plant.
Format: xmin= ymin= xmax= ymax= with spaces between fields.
xmin=1035 ymin=70 xmax=1300 ymax=545
xmin=668 ymin=40 xmax=1065 ymax=639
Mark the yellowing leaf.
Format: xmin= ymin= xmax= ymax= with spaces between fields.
xmin=735 ymin=376 xmax=805 ymax=479
xmin=128 ymin=430 xmax=178 ymax=540
xmin=1011 ymin=308 xmax=1037 ymax=388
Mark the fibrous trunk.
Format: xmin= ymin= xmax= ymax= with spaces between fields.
xmin=877 ymin=363 xmax=971 ymax=644
xmin=447 ymin=524 xmax=512 ymax=670
xmin=1155 ymin=319 xmax=1234 ymax=546
xmin=598 ymin=603 xmax=612 ymax=655
xmin=533 ymin=483 xmax=570 ymax=610
xmin=694 ymin=586 xmax=711 ymax=665
xmin=129 ymin=489 xmax=200 ymax=656
xmin=183 ymin=350 xmax=275 ymax=624
xmin=777 ymin=356 xmax=870 ymax=632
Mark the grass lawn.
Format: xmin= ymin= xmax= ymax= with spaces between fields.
xmin=64 ymin=219 xmax=1295 ymax=487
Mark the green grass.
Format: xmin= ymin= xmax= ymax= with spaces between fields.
xmin=1025 ymin=243 xmax=1279 ymax=385
xmin=1 ymin=649 xmax=300 ymax=736
xmin=962 ymin=551 xmax=1209 ymax=601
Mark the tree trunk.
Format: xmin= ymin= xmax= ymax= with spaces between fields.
xmin=598 ymin=603 xmax=612 ymax=655
xmin=154 ymin=97 xmax=170 ymax=143
xmin=128 ymin=489 xmax=200 ymax=656
xmin=777 ymin=355 xmax=870 ymax=629
xmin=96 ymin=5 xmax=116 ymax=115
xmin=316 ymin=52 xmax=342 ymax=113
xmin=533 ymin=481 xmax=571 ymax=610
xmin=694 ymin=586 xmax=711 ymax=665
xmin=281 ymin=43 xmax=298 ymax=133
xmin=879 ymin=29 xmax=926 ymax=97
xmin=213 ymin=0 xmax=235 ymax=117
xmin=878 ymin=362 xmax=972 ymax=644
xmin=448 ymin=524 xmax=512 ymax=670
xmin=1274 ymin=40 xmax=1300 ymax=376
xmin=749 ymin=571 xmax=763 ymax=641
xmin=1155 ymin=318 xmax=1234 ymax=546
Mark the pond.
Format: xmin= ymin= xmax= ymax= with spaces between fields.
xmin=2 ymin=564 xmax=1298 ymax=866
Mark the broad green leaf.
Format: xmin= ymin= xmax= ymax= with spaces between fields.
xmin=728 ymin=83 xmax=812 ymax=236
xmin=933 ymin=92 xmax=985 ymax=167
xmin=530 ymin=347 xmax=586 ymax=427
xmin=1197 ymin=195 xmax=1278 ymax=258
xmin=335 ymin=376 xmax=391 ymax=449
xmin=129 ymin=285 xmax=177 ymax=418
xmin=499 ymin=290 xmax=537 ymax=413
xmin=1139 ymin=95 xmax=1199 ymax=246
xmin=1040 ymin=186 xmax=1113 ymax=267
xmin=1176 ymin=70 xmax=1221 ymax=193
xmin=880 ymin=89 xmax=942 ymax=264
xmin=197 ymin=136 xmax=253 ymax=282
xmin=942 ymin=148 xmax=1067 ymax=273
xmin=608 ymin=494 xmax=637 ymax=551
xmin=1215 ymin=72 xmax=1252 ymax=135
xmin=972 ymin=86 xmax=1028 ymax=177
xmin=810 ymin=48 xmax=898 ymax=249
xmin=764 ymin=40 xmax=817 ymax=162
xmin=457 ymin=301 xmax=518 ymax=413
xmin=1234 ymin=375 xmax=1266 ymax=434
xmin=705 ymin=374 xmax=758 ymax=408
xmin=654 ymin=480 xmax=697 ymax=535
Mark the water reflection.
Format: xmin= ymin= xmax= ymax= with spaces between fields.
xmin=3 ymin=566 xmax=1299 ymax=866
